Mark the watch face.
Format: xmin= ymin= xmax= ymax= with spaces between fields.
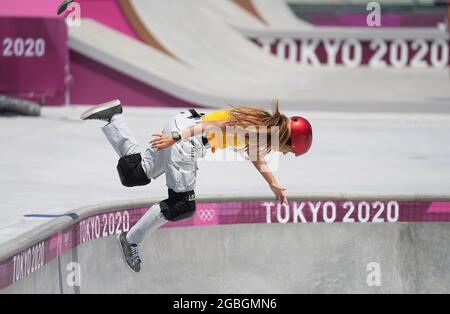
xmin=171 ymin=131 xmax=181 ymax=141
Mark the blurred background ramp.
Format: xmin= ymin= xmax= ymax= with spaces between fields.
xmin=80 ymin=0 xmax=447 ymax=112
xmin=69 ymin=14 xmax=321 ymax=107
xmin=126 ymin=0 xmax=313 ymax=73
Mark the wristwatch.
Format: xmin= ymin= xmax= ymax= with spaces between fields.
xmin=171 ymin=130 xmax=182 ymax=143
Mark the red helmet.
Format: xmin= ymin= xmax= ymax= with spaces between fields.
xmin=290 ymin=116 xmax=312 ymax=157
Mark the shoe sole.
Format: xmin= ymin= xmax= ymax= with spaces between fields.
xmin=80 ymin=99 xmax=121 ymax=120
xmin=116 ymin=233 xmax=140 ymax=273
xmin=57 ymin=0 xmax=74 ymax=15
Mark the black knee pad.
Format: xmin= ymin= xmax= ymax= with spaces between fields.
xmin=116 ymin=153 xmax=151 ymax=187
xmin=160 ymin=189 xmax=196 ymax=222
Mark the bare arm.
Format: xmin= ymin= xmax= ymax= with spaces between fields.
xmin=251 ymin=158 xmax=288 ymax=205
xmin=180 ymin=119 xmax=229 ymax=140
xmin=150 ymin=119 xmax=229 ymax=149
xmin=151 ymin=120 xmax=288 ymax=205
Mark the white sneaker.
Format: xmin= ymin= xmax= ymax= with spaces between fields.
xmin=80 ymin=99 xmax=123 ymax=122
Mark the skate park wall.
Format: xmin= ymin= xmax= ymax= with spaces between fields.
xmin=0 ymin=0 xmax=179 ymax=107
xmin=0 ymin=0 xmax=139 ymax=40
xmin=215 ymin=1 xmax=449 ymax=68
xmin=0 ymin=16 xmax=68 ymax=104
xmin=2 ymin=194 xmax=450 ymax=293
xmin=68 ymin=51 xmax=194 ymax=107
xmin=244 ymin=28 xmax=450 ymax=68
xmin=308 ymin=12 xmax=446 ymax=28
xmin=287 ymin=0 xmax=447 ymax=27
xmin=0 ymin=0 xmax=58 ymax=17
xmin=227 ymin=1 xmax=450 ymax=68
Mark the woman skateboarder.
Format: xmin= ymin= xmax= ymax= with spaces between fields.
xmin=80 ymin=99 xmax=312 ymax=272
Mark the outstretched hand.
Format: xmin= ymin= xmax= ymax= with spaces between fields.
xmin=150 ymin=134 xmax=175 ymax=150
xmin=270 ymin=183 xmax=288 ymax=205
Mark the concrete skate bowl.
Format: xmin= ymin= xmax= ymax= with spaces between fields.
xmin=1 ymin=195 xmax=450 ymax=294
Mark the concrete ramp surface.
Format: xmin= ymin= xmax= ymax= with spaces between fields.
xmin=68 ymin=17 xmax=319 ymax=107
xmin=4 ymin=223 xmax=450 ymax=294
xmin=2 ymin=197 xmax=450 ymax=293
xmin=204 ymin=0 xmax=267 ymax=30
xmin=127 ymin=0 xmax=312 ymax=77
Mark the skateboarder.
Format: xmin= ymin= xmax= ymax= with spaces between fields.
xmin=80 ymin=99 xmax=312 ymax=272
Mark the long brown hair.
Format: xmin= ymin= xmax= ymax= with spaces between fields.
xmin=224 ymin=100 xmax=290 ymax=157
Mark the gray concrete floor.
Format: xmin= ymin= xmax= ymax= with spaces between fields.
xmin=1 ymin=105 xmax=450 ymax=243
